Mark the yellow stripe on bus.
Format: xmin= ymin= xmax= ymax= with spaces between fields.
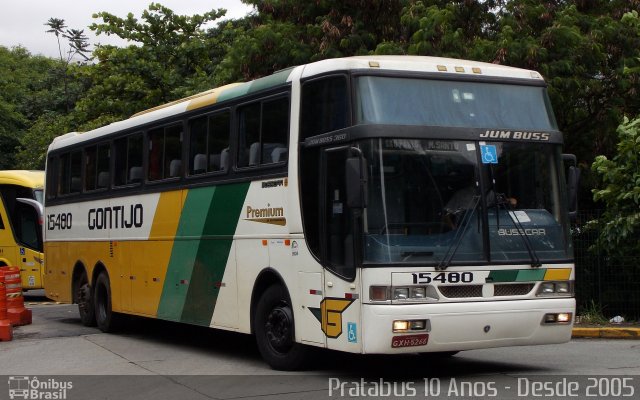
xmin=544 ymin=268 xmax=572 ymax=281
xmin=149 ymin=191 xmax=184 ymax=239
xmin=186 ymin=83 xmax=244 ymax=111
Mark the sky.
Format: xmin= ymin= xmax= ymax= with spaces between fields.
xmin=0 ymin=0 xmax=254 ymax=58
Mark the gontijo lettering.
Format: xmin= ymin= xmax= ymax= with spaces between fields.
xmin=88 ymin=204 xmax=144 ymax=230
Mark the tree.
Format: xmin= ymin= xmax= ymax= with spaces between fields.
xmin=45 ymin=18 xmax=92 ymax=113
xmin=216 ymin=0 xmax=409 ymax=81
xmin=0 ymin=46 xmax=79 ymax=169
xmin=590 ymin=116 xmax=640 ymax=258
xmin=75 ymin=2 xmax=227 ymax=125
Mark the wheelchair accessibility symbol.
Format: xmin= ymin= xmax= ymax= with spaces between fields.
xmin=480 ymin=145 xmax=498 ymax=164
xmin=347 ymin=322 xmax=357 ymax=343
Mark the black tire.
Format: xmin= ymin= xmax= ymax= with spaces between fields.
xmin=254 ymin=285 xmax=308 ymax=370
xmin=94 ymin=271 xmax=121 ymax=332
xmin=74 ymin=271 xmax=96 ymax=327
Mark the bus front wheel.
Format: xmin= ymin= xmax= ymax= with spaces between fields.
xmin=94 ymin=272 xmax=121 ymax=332
xmin=254 ymin=285 xmax=308 ymax=370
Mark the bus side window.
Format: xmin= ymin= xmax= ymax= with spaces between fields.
xmin=189 ymin=111 xmax=230 ymax=175
xmin=58 ymin=151 xmax=82 ymax=195
xmin=148 ymin=124 xmax=182 ymax=181
xmin=69 ymin=151 xmax=82 ymax=193
xmin=261 ymin=97 xmax=289 ymax=165
xmin=96 ymin=143 xmax=110 ymax=189
xmin=46 ymin=156 xmax=58 ymax=200
xmin=237 ymin=103 xmax=261 ymax=168
xmin=114 ymin=133 xmax=143 ymax=186
xmin=84 ymin=145 xmax=97 ymax=191
xmin=237 ymin=96 xmax=289 ymax=168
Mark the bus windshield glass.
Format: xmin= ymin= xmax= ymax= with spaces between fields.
xmin=356 ymin=76 xmax=558 ymax=131
xmin=360 ymin=139 xmax=572 ymax=265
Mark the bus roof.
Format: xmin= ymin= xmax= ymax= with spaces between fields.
xmin=48 ymin=56 xmax=544 ymax=152
xmin=0 ymin=170 xmax=44 ymax=189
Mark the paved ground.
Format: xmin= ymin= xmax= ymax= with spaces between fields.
xmin=1 ymin=291 xmax=638 ymax=399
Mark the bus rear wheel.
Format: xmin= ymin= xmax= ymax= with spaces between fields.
xmin=74 ymin=272 xmax=95 ymax=327
xmin=254 ymin=285 xmax=308 ymax=370
xmin=94 ymin=272 xmax=121 ymax=332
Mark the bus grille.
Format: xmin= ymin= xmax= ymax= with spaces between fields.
xmin=438 ymin=285 xmax=483 ymax=298
xmin=494 ymin=283 xmax=535 ymax=297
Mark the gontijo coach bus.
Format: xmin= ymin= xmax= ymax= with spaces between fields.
xmin=44 ymin=56 xmax=577 ymax=370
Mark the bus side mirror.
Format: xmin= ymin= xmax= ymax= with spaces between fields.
xmin=17 ymin=198 xmax=44 ymax=223
xmin=346 ymin=156 xmax=368 ymax=209
xmin=562 ymin=154 xmax=580 ymax=220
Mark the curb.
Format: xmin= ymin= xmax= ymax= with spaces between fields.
xmin=572 ymin=327 xmax=640 ymax=339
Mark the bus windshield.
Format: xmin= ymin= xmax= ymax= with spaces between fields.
xmin=360 ymin=139 xmax=572 ymax=265
xmin=356 ymin=76 xmax=558 ymax=131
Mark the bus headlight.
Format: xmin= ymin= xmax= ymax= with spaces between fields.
xmin=393 ymin=319 xmax=430 ymax=333
xmin=394 ymin=288 xmax=409 ymax=300
xmin=369 ymin=286 xmax=440 ymax=302
xmin=536 ymin=281 xmax=574 ymax=297
xmin=542 ymin=313 xmax=572 ymax=324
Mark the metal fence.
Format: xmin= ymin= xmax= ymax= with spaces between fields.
xmin=573 ymin=210 xmax=640 ymax=320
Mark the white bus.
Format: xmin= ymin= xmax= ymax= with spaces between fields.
xmin=44 ymin=56 xmax=577 ymax=369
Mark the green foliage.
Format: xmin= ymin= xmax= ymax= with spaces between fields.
xmin=578 ymin=300 xmax=610 ymax=325
xmin=78 ymin=2 xmax=228 ymax=124
xmin=220 ymin=0 xmax=408 ymax=80
xmin=0 ymin=46 xmax=78 ymax=168
xmin=590 ymin=116 xmax=640 ymax=257
xmin=15 ymin=113 xmax=74 ymax=170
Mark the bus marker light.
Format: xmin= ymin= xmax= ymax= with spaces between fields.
xmin=369 ymin=286 xmax=389 ymax=301
xmin=344 ymin=293 xmax=359 ymax=300
xmin=284 ymin=239 xmax=291 ymax=246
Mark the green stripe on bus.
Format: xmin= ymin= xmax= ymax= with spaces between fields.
xmin=157 ymin=187 xmax=217 ymax=321
xmin=488 ymin=269 xmax=547 ymax=283
xmin=180 ymin=182 xmax=250 ymax=325
xmin=217 ymin=68 xmax=293 ymax=103
xmin=515 ymin=269 xmax=546 ymax=282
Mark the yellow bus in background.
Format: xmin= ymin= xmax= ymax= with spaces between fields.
xmin=0 ymin=170 xmax=45 ymax=290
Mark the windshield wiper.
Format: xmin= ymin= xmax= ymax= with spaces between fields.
xmin=437 ymin=194 xmax=481 ymax=271
xmin=486 ymin=164 xmax=541 ymax=268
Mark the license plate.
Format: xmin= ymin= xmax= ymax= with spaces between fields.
xmin=391 ymin=334 xmax=429 ymax=348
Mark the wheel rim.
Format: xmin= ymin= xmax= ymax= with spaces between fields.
xmin=265 ymin=305 xmax=293 ymax=353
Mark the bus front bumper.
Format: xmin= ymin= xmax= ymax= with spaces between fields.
xmin=361 ymin=298 xmax=575 ymax=354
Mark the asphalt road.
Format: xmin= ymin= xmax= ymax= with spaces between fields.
xmin=1 ymin=292 xmax=639 ymax=399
